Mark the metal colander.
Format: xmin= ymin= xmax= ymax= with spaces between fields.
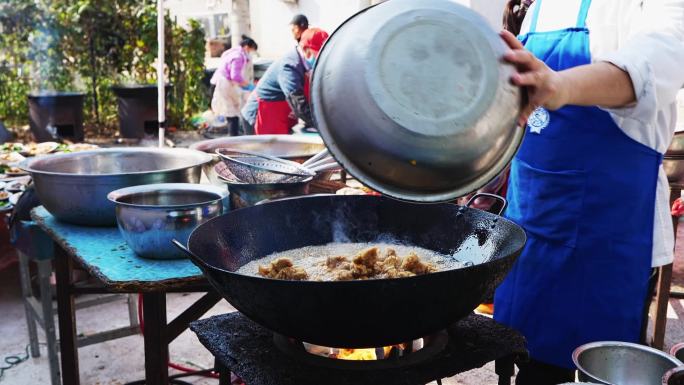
xmin=215 ymin=149 xmax=315 ymax=184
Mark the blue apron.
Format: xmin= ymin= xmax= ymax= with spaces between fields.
xmin=493 ymin=0 xmax=662 ymax=369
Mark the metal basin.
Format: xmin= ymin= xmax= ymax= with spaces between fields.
xmin=664 ymin=156 xmax=684 ymax=187
xmin=19 ymin=148 xmax=212 ymax=226
xmin=312 ymin=0 xmax=523 ymax=202
xmin=667 ymin=132 xmax=684 ymax=157
xmin=574 ymin=341 xmax=683 ymax=385
xmin=218 ymin=176 xmax=311 ymax=210
xmin=108 ymin=184 xmax=228 ymax=259
xmin=189 ymin=135 xmax=325 ymax=185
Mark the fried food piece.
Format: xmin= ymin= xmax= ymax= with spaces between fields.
xmin=274 ymin=266 xmax=309 ymax=280
xmin=257 ymin=247 xmax=437 ymax=281
xmin=350 ymin=247 xmax=384 ymax=278
xmin=377 ymin=255 xmax=401 ymax=272
xmin=351 ymin=262 xmax=374 ymax=279
xmin=258 ymin=265 xmax=271 ymax=276
xmin=386 ymin=268 xmax=415 ymax=279
xmin=401 ymin=253 xmax=437 ymax=275
xmin=272 ymin=258 xmax=293 ymax=270
xmin=353 ymin=247 xmax=379 ymax=268
xmin=326 ymin=255 xmax=349 ymax=269
xmin=335 ymin=270 xmax=354 ymax=281
xmin=258 ymin=258 xmax=309 ymax=281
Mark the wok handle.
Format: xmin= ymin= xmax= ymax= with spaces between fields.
xmin=171 ymin=239 xmax=210 ymax=269
xmin=466 ymin=193 xmax=508 ymax=216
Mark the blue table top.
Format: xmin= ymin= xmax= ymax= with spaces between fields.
xmin=31 ymin=206 xmax=204 ymax=292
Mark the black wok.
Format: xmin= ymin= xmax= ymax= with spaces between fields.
xmin=180 ymin=195 xmax=526 ymax=348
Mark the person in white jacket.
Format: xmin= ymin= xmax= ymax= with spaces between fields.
xmin=492 ymin=1 xmax=684 ymax=383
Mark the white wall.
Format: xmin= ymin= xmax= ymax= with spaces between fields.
xmin=166 ymin=0 xmax=232 ymax=36
xmin=250 ymin=0 xmax=508 ymax=60
xmin=471 ymin=0 xmax=507 ymax=29
xmin=451 ymin=0 xmax=506 ymax=28
xmin=166 ymin=0 xmax=230 ymax=16
xmin=250 ymin=0 xmax=367 ymax=59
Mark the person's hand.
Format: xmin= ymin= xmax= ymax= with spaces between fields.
xmin=500 ymin=30 xmax=571 ymax=127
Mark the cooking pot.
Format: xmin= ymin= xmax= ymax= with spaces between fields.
xmin=312 ymin=0 xmax=523 ymax=202
xmin=174 ymin=194 xmax=526 ymax=348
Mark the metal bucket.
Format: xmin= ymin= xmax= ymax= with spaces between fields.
xmin=574 ymin=341 xmax=682 ymax=385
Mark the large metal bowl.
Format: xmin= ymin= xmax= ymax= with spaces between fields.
xmin=667 ymin=132 xmax=684 ymax=157
xmin=19 ymin=148 xmax=212 ymax=226
xmin=312 ymin=0 xmax=523 ymax=202
xmin=664 ymin=156 xmax=684 ymax=187
xmin=108 ymin=183 xmax=228 ymax=259
xmin=574 ymin=341 xmax=683 ymax=385
xmin=189 ymin=135 xmax=325 ymax=185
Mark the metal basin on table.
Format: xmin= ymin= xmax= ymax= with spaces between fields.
xmin=19 ymin=148 xmax=212 ymax=226
xmin=108 ymin=183 xmax=228 ymax=259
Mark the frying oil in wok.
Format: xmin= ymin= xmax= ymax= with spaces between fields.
xmin=237 ymin=242 xmax=466 ymax=281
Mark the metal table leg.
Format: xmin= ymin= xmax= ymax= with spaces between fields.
xmin=142 ymin=292 xmax=169 ymax=385
xmin=215 ymin=358 xmax=231 ymax=385
xmin=38 ymin=258 xmax=61 ymax=385
xmin=495 ymin=356 xmax=515 ymax=385
xmin=54 ymin=245 xmax=80 ymax=385
xmin=17 ymin=251 xmax=40 ymax=358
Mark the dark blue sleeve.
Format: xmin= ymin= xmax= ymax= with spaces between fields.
xmin=277 ymin=60 xmax=305 ymax=96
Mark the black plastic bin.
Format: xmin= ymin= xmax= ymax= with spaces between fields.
xmin=111 ymin=84 xmax=171 ymax=139
xmin=27 ymin=92 xmax=85 ymax=142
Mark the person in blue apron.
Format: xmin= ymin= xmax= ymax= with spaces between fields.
xmin=493 ymin=0 xmax=684 ymax=383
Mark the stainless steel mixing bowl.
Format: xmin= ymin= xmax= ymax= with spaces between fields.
xmin=667 ymin=132 xmax=684 ymax=157
xmin=217 ymin=172 xmax=312 ymax=210
xmin=573 ymin=341 xmax=683 ymax=385
xmin=664 ymin=156 xmax=684 ymax=188
xmin=312 ymin=0 xmax=523 ymax=202
xmin=189 ymin=135 xmax=325 ymax=185
xmin=20 ymin=148 xmax=212 ymax=226
xmin=108 ymin=183 xmax=228 ymax=259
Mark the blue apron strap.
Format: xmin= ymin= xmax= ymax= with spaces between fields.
xmin=528 ymin=0 xmax=543 ymax=33
xmin=576 ymin=0 xmax=592 ymax=28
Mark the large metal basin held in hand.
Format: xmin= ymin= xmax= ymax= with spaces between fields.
xmin=312 ymin=0 xmax=524 ymax=202
xmin=20 ymin=148 xmax=212 ymax=226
